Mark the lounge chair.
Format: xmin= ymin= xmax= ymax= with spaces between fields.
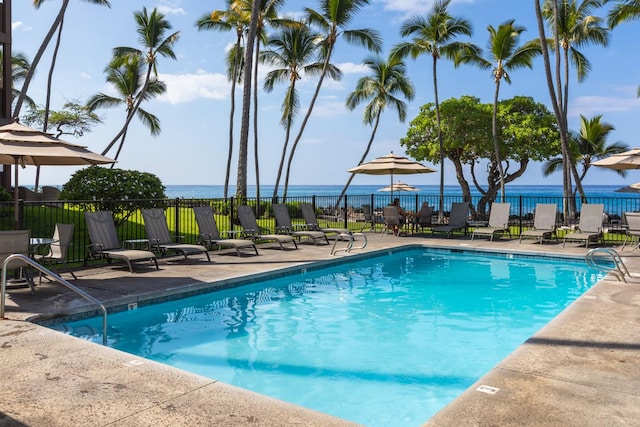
xmin=432 ymin=202 xmax=469 ymax=238
xmin=472 ymin=202 xmax=512 ymax=241
xmin=237 ymin=205 xmax=298 ymax=250
xmin=273 ymin=204 xmax=329 ymax=245
xmin=142 ymin=209 xmax=211 ymax=263
xmin=300 ymin=203 xmax=350 ymax=238
xmin=35 ymin=223 xmax=77 ymax=279
xmin=562 ymin=204 xmax=604 ymax=248
xmin=193 ymin=206 xmax=258 ymax=255
xmin=84 ymin=211 xmax=159 ymax=273
xmin=621 ymin=212 xmax=640 ymax=251
xmin=412 ymin=204 xmax=434 ymax=234
xmin=382 ymin=206 xmax=401 ymax=236
xmin=519 ymin=204 xmax=557 ymax=244
xmin=0 ymin=230 xmax=34 ymax=293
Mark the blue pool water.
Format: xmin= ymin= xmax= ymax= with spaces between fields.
xmin=54 ymin=249 xmax=603 ymax=426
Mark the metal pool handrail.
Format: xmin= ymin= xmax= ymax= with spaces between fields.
xmin=585 ymin=248 xmax=631 ymax=283
xmin=1 ymin=254 xmax=108 ymax=345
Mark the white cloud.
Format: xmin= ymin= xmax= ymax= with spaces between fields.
xmin=159 ymin=70 xmax=230 ymax=104
xmin=12 ymin=21 xmax=28 ymax=31
xmin=379 ymin=0 xmax=477 ymax=16
xmin=157 ymin=0 xmax=186 ymax=16
xmin=311 ymin=99 xmax=348 ymax=118
xmin=570 ymin=95 xmax=640 ymax=116
xmin=79 ymin=72 xmax=91 ymax=80
xmin=336 ymin=62 xmax=368 ymax=75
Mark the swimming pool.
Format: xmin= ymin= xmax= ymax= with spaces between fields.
xmin=53 ymin=248 xmax=603 ymax=427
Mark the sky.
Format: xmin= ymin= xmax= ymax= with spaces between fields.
xmin=9 ymin=0 xmax=640 ymax=189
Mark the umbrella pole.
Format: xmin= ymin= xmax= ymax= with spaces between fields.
xmin=13 ymin=159 xmax=19 ymax=230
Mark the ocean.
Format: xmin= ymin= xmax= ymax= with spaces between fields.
xmin=164 ymin=184 xmax=631 ymax=199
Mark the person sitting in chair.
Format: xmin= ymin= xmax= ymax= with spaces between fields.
xmin=412 ymin=201 xmax=430 ymax=233
xmin=391 ymin=198 xmax=408 ymax=236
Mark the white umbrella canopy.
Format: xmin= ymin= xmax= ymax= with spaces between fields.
xmin=348 ymin=152 xmax=436 ymax=199
xmin=615 ymin=181 xmax=640 ymax=193
xmin=592 ymin=148 xmax=640 ymax=171
xmin=377 ymin=181 xmax=420 ymax=193
xmin=0 ymin=121 xmax=115 ymax=229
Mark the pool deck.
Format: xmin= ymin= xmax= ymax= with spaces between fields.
xmin=2 ymin=232 xmax=640 ymax=426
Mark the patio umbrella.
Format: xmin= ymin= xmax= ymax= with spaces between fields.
xmin=377 ymin=181 xmax=420 ymax=193
xmin=592 ymin=148 xmax=640 ymax=170
xmin=348 ymin=152 xmax=435 ymax=200
xmin=615 ymin=181 xmax=640 ymax=193
xmin=0 ymin=121 xmax=115 ymax=229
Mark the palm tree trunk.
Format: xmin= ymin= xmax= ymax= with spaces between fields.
xmin=281 ymin=42 xmax=336 ymax=199
xmin=432 ymin=55 xmax=445 ymax=222
xmin=272 ymin=83 xmax=296 ymax=200
xmin=335 ymin=111 xmax=381 ymax=208
xmin=253 ymin=41 xmax=261 ymax=210
xmin=13 ymin=0 xmax=69 ymax=118
xmin=224 ymin=35 xmax=242 ymax=200
xmin=236 ymin=1 xmax=260 ymax=201
xmin=492 ymin=80 xmax=505 ymax=202
xmin=112 ymin=129 xmax=129 ymax=164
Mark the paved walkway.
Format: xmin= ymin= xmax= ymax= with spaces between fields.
xmin=1 ymin=233 xmax=639 ymax=426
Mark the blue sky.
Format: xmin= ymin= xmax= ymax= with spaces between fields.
xmin=10 ymin=0 xmax=640 ymax=189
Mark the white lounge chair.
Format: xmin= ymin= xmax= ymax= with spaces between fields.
xmin=85 ymin=211 xmax=159 ymax=273
xmin=562 ymin=204 xmax=604 ymax=248
xmin=273 ymin=204 xmax=329 ymax=245
xmin=35 ymin=223 xmax=77 ymax=279
xmin=142 ymin=209 xmax=211 ymax=263
xmin=519 ymin=203 xmax=557 ymax=244
xmin=621 ymin=212 xmax=640 ymax=251
xmin=237 ymin=205 xmax=298 ymax=250
xmin=193 ymin=206 xmax=258 ymax=255
xmin=0 ymin=230 xmax=34 ymax=293
xmin=432 ymin=202 xmax=469 ymax=238
xmin=472 ymin=202 xmax=512 ymax=241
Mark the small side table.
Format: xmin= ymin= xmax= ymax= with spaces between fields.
xmin=124 ymin=239 xmax=149 ymax=250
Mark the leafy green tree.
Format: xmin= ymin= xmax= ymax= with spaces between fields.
xmin=390 ymin=0 xmax=477 ymax=221
xmin=196 ymin=1 xmax=249 ymax=199
xmin=23 ymin=100 xmax=102 ymax=138
xmin=337 ymin=54 xmax=414 ymax=205
xmin=101 ymin=7 xmax=180 ymax=159
xmin=277 ymin=0 xmax=382 ymax=199
xmin=86 ymin=54 xmax=165 ymax=163
xmin=261 ymin=24 xmax=332 ymax=200
xmin=456 ymin=20 xmax=541 ymax=201
xmin=543 ymin=114 xmax=629 ymax=189
xmin=401 ymin=96 xmax=560 ymax=215
xmin=61 ymin=166 xmax=166 ymax=223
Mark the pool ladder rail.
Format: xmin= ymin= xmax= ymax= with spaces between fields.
xmin=585 ymin=248 xmax=631 ymax=283
xmin=331 ymin=232 xmax=367 ymax=255
xmin=1 ymin=254 xmax=108 ymax=345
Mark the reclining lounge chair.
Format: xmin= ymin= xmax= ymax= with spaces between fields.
xmin=237 ymin=205 xmax=298 ymax=250
xmin=273 ymin=204 xmax=329 ymax=245
xmin=193 ymin=206 xmax=258 ymax=255
xmin=300 ymin=203 xmax=350 ymax=238
xmin=519 ymin=203 xmax=557 ymax=244
xmin=432 ymin=202 xmax=469 ymax=238
xmin=142 ymin=209 xmax=211 ymax=263
xmin=562 ymin=204 xmax=604 ymax=248
xmin=472 ymin=202 xmax=512 ymax=241
xmin=85 ymin=211 xmax=159 ymax=273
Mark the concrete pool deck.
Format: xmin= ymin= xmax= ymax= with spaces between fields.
xmin=1 ymin=233 xmax=639 ymax=426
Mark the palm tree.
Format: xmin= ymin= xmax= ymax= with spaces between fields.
xmin=390 ymin=0 xmax=477 ymax=221
xmin=277 ymin=0 xmax=382 ymax=199
xmin=337 ymin=55 xmax=415 ymax=206
xmin=456 ymin=20 xmax=540 ymax=201
xmin=261 ymin=24 xmax=333 ymax=203
xmin=196 ymin=1 xmax=249 ymax=199
xmin=13 ymin=0 xmax=112 ymax=118
xmin=101 ymin=7 xmax=179 ymax=158
xmin=543 ymin=114 xmax=629 ymax=188
xmin=607 ymin=0 xmax=640 ymax=95
xmin=86 ymin=54 xmax=164 ymax=163
xmin=1 ymin=52 xmax=37 ymax=112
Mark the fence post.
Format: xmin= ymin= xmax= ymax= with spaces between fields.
xmin=174 ymin=198 xmax=181 ymax=240
xmin=344 ymin=195 xmax=348 ymax=229
xmin=518 ymin=195 xmax=523 ymax=236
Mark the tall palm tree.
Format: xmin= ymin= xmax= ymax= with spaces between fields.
xmin=101 ymin=7 xmax=179 ymax=158
xmin=456 ymin=20 xmax=540 ymax=201
xmin=196 ymin=1 xmax=249 ymax=199
xmin=277 ymin=0 xmax=382 ymax=199
xmin=607 ymin=0 xmax=640 ymax=95
xmin=337 ymin=55 xmax=415 ymax=205
xmin=236 ymin=0 xmax=261 ymax=200
xmin=543 ymin=114 xmax=628 ymax=187
xmin=390 ymin=0 xmax=476 ymax=221
xmin=86 ymin=54 xmax=164 ymax=163
xmin=261 ymin=24 xmax=333 ymax=203
xmin=2 ymin=52 xmax=36 ymax=112
xmin=13 ymin=0 xmax=112 ymax=118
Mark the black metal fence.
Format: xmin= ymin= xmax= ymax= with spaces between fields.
xmin=0 ymin=192 xmax=636 ymax=265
